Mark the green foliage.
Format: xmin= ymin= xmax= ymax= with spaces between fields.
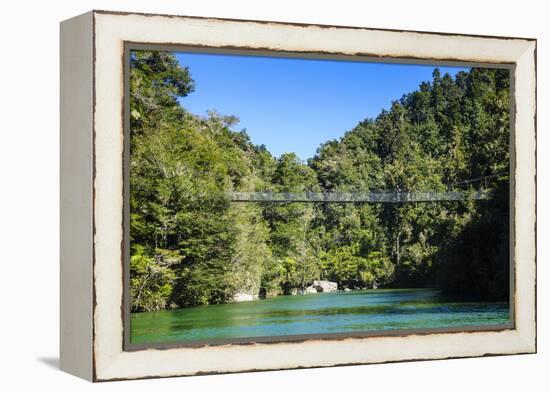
xmin=129 ymin=49 xmax=510 ymax=311
xmin=323 ymin=245 xmax=394 ymax=288
xmin=129 ymin=50 xmax=195 ymax=136
xmin=228 ymin=203 xmax=272 ymax=297
xmin=130 ymin=245 xmax=178 ymax=312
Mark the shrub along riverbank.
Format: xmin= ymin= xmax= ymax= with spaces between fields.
xmin=129 ymin=50 xmax=510 ymax=312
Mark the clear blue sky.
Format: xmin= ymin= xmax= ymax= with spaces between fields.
xmin=175 ymin=52 xmax=468 ymax=161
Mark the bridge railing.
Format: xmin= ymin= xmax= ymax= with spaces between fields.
xmin=226 ymin=190 xmax=492 ymax=203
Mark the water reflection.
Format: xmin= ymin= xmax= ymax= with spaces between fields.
xmin=131 ymin=289 xmax=510 ymax=344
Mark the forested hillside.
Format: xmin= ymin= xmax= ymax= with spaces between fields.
xmin=129 ymin=50 xmax=510 ymax=312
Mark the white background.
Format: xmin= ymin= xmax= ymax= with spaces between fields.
xmin=0 ymin=0 xmax=546 ymax=391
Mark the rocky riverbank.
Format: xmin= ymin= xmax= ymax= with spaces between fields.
xmin=233 ymin=280 xmax=339 ymax=302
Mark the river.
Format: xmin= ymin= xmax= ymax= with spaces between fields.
xmin=130 ymin=288 xmax=510 ymax=345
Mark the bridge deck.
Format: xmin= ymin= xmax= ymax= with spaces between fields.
xmin=227 ymin=191 xmax=491 ymax=203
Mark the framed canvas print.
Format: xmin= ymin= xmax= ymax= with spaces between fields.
xmin=60 ymin=10 xmax=537 ymax=381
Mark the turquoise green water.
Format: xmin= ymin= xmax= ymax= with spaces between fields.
xmin=130 ymin=289 xmax=510 ymax=345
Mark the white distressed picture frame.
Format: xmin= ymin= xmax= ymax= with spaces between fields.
xmin=60 ymin=10 xmax=536 ymax=381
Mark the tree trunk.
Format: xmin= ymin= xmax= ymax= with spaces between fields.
xmin=395 ymin=212 xmax=401 ymax=268
xmin=396 ymin=231 xmax=401 ymax=268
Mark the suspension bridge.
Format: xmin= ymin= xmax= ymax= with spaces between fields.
xmin=226 ymin=173 xmax=506 ymax=203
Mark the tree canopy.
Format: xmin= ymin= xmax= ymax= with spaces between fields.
xmin=129 ymin=50 xmax=510 ymax=312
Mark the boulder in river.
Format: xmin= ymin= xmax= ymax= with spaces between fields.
xmin=233 ymin=292 xmax=255 ymax=302
xmin=311 ymin=280 xmax=338 ymax=293
xmin=305 ymin=285 xmax=318 ymax=294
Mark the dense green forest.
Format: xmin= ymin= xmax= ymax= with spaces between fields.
xmin=129 ymin=50 xmax=510 ymax=312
